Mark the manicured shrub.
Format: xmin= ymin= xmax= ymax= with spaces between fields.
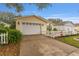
xmin=47 ymin=24 xmax=52 ymax=31
xmin=8 ymin=29 xmax=22 ymax=43
xmin=0 ymin=28 xmax=7 ymax=33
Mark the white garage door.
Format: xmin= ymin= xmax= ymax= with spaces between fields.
xmin=22 ymin=23 xmax=41 ymax=35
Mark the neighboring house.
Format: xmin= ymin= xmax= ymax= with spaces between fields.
xmin=16 ymin=15 xmax=49 ymax=35
xmin=0 ymin=21 xmax=10 ymax=27
xmin=52 ymin=21 xmax=77 ymax=35
xmin=75 ymin=23 xmax=79 ymax=33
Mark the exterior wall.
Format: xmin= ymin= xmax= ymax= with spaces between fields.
xmin=75 ymin=26 xmax=79 ymax=31
xmin=46 ymin=23 xmax=78 ymax=37
xmin=41 ymin=24 xmax=48 ymax=34
xmin=16 ymin=20 xmax=23 ymax=33
xmin=53 ymin=26 xmax=65 ymax=31
xmin=16 ymin=16 xmax=48 ymax=35
xmin=53 ymin=25 xmax=77 ymax=35
xmin=64 ymin=23 xmax=74 ymax=27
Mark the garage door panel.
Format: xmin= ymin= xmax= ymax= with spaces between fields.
xmin=22 ymin=24 xmax=41 ymax=35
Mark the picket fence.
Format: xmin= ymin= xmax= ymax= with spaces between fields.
xmin=0 ymin=33 xmax=8 ymax=44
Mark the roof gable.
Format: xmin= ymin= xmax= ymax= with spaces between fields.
xmin=16 ymin=15 xmax=48 ymax=23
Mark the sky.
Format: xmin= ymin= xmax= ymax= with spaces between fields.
xmin=0 ymin=3 xmax=79 ymax=23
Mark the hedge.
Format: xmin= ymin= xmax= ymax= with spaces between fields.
xmin=0 ymin=28 xmax=7 ymax=33
xmin=8 ymin=29 xmax=22 ymax=43
xmin=0 ymin=28 xmax=22 ymax=44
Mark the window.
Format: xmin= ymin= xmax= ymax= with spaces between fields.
xmin=35 ymin=23 xmax=38 ymax=25
xmin=29 ymin=23 xmax=32 ymax=25
xmin=22 ymin=22 xmax=25 ymax=25
xmin=32 ymin=23 xmax=38 ymax=25
xmin=31 ymin=23 xmax=35 ymax=25
xmin=26 ymin=23 xmax=32 ymax=25
xmin=26 ymin=22 xmax=29 ymax=25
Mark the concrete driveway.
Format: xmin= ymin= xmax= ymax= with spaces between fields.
xmin=20 ymin=35 xmax=79 ymax=56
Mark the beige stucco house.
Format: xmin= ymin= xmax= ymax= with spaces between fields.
xmin=16 ymin=15 xmax=49 ymax=35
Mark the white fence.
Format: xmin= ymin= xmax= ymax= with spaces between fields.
xmin=0 ymin=33 xmax=8 ymax=44
xmin=45 ymin=31 xmax=78 ymax=38
xmin=46 ymin=31 xmax=62 ymax=38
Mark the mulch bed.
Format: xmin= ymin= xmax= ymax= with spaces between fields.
xmin=0 ymin=43 xmax=20 ymax=56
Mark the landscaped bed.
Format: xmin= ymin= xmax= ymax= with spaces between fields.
xmin=0 ymin=24 xmax=22 ymax=56
xmin=56 ymin=34 xmax=79 ymax=48
xmin=0 ymin=43 xmax=20 ymax=56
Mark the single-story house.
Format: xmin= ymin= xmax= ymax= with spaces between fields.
xmin=52 ymin=21 xmax=77 ymax=35
xmin=75 ymin=23 xmax=79 ymax=33
xmin=16 ymin=15 xmax=49 ymax=35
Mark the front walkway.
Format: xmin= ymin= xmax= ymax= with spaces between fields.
xmin=20 ymin=35 xmax=79 ymax=56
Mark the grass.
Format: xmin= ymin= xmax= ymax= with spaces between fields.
xmin=56 ymin=34 xmax=79 ymax=48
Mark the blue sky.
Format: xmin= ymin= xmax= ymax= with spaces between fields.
xmin=0 ymin=3 xmax=79 ymax=23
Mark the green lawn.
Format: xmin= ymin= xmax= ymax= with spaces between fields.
xmin=56 ymin=35 xmax=79 ymax=48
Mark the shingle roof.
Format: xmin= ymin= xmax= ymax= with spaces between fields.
xmin=15 ymin=15 xmax=49 ymax=23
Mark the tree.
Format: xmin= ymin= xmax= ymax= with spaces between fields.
xmin=53 ymin=28 xmax=58 ymax=31
xmin=31 ymin=3 xmax=52 ymax=10
xmin=47 ymin=24 xmax=52 ymax=31
xmin=5 ymin=3 xmax=24 ymax=13
xmin=5 ymin=3 xmax=51 ymax=13
xmin=48 ymin=18 xmax=63 ymax=25
xmin=0 ymin=12 xmax=15 ymax=23
xmin=47 ymin=24 xmax=52 ymax=34
xmin=0 ymin=23 xmax=5 ymax=28
xmin=0 ymin=12 xmax=16 ymax=28
xmin=10 ymin=20 xmax=16 ymax=29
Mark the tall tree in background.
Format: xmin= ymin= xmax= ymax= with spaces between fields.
xmin=0 ymin=12 xmax=16 ymax=28
xmin=0 ymin=12 xmax=15 ymax=23
xmin=31 ymin=3 xmax=52 ymax=10
xmin=5 ymin=3 xmax=23 ymax=13
xmin=5 ymin=3 xmax=51 ymax=14
xmin=48 ymin=18 xmax=63 ymax=25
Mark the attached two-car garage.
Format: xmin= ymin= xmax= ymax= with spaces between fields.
xmin=22 ymin=22 xmax=42 ymax=35
xmin=16 ymin=15 xmax=48 ymax=35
